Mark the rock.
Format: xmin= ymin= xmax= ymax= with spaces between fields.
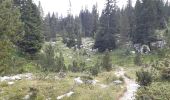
xmin=0 ymin=73 xmax=32 ymax=82
xmin=131 ymin=51 xmax=135 ymax=54
xmin=69 ymin=56 xmax=72 ymax=59
xmin=66 ymin=91 xmax=74 ymax=97
xmin=99 ymin=84 xmax=108 ymax=88
xmin=140 ymin=45 xmax=150 ymax=54
xmin=113 ymin=80 xmax=123 ymax=85
xmin=57 ymin=94 xmax=65 ymax=100
xmin=86 ymin=58 xmax=91 ymax=61
xmin=58 ymin=72 xmax=66 ymax=78
xmin=0 ymin=76 xmax=10 ymax=82
xmin=23 ymin=94 xmax=30 ymax=100
xmin=8 ymin=81 xmax=15 ymax=85
xmin=11 ymin=76 xmax=21 ymax=80
xmin=85 ymin=80 xmax=99 ymax=85
xmin=74 ymin=77 xmax=83 ymax=84
xmin=57 ymin=91 xmax=74 ymax=100
xmin=46 ymin=98 xmax=52 ymax=100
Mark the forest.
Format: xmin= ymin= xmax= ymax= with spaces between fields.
xmin=1 ymin=0 xmax=170 ymax=100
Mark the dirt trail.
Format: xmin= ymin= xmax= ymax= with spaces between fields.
xmin=115 ymin=68 xmax=140 ymax=100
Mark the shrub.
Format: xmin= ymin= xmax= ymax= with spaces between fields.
xmin=56 ymin=52 xmax=66 ymax=72
xmin=71 ymin=60 xmax=80 ymax=72
xmin=91 ymin=67 xmax=99 ymax=76
xmin=136 ymin=69 xmax=152 ymax=86
xmin=102 ymin=50 xmax=112 ymax=71
xmin=39 ymin=44 xmax=56 ymax=71
xmin=161 ymin=67 xmax=170 ymax=81
xmin=136 ymin=82 xmax=170 ymax=100
xmin=134 ymin=53 xmax=142 ymax=66
xmin=91 ymin=60 xmax=101 ymax=76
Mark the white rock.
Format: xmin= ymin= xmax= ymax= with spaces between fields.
xmin=99 ymin=84 xmax=108 ymax=88
xmin=131 ymin=51 xmax=136 ymax=54
xmin=74 ymin=77 xmax=83 ymax=84
xmin=57 ymin=94 xmax=65 ymax=100
xmin=91 ymin=80 xmax=99 ymax=85
xmin=0 ymin=76 xmax=10 ymax=82
xmin=113 ymin=80 xmax=123 ymax=85
xmin=8 ymin=82 xmax=15 ymax=85
xmin=66 ymin=91 xmax=74 ymax=97
xmin=11 ymin=76 xmax=21 ymax=80
xmin=86 ymin=58 xmax=91 ymax=61
xmin=46 ymin=98 xmax=52 ymax=100
xmin=23 ymin=94 xmax=30 ymax=100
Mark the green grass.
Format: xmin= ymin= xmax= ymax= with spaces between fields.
xmin=0 ymin=72 xmax=125 ymax=100
xmin=136 ymin=82 xmax=170 ymax=100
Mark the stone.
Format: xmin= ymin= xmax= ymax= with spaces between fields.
xmin=74 ymin=77 xmax=83 ymax=84
xmin=57 ymin=95 xmax=65 ymax=100
xmin=66 ymin=91 xmax=74 ymax=97
xmin=23 ymin=94 xmax=30 ymax=100
xmin=113 ymin=80 xmax=123 ymax=85
xmin=8 ymin=81 xmax=15 ymax=85
xmin=99 ymin=84 xmax=108 ymax=88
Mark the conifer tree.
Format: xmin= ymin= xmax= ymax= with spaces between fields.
xmin=0 ymin=0 xmax=21 ymax=74
xmin=92 ymin=4 xmax=99 ymax=38
xmin=14 ymin=0 xmax=43 ymax=57
xmin=134 ymin=0 xmax=157 ymax=44
xmin=102 ymin=50 xmax=112 ymax=71
xmin=94 ymin=0 xmax=117 ymax=52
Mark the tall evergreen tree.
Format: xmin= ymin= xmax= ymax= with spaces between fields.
xmin=92 ymin=4 xmax=99 ymax=38
xmin=134 ymin=0 xmax=157 ymax=44
xmin=79 ymin=8 xmax=93 ymax=37
xmin=125 ymin=0 xmax=135 ymax=41
xmin=43 ymin=13 xmax=51 ymax=41
xmin=14 ymin=0 xmax=43 ymax=57
xmin=94 ymin=0 xmax=118 ymax=52
xmin=50 ymin=13 xmax=58 ymax=40
xmin=0 ymin=0 xmax=21 ymax=74
xmin=155 ymin=0 xmax=167 ymax=29
xmin=38 ymin=1 xmax=44 ymax=18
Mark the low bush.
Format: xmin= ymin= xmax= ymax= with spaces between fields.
xmin=136 ymin=69 xmax=153 ymax=86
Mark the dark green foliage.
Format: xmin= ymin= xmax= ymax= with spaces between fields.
xmin=136 ymin=82 xmax=170 ymax=100
xmin=29 ymin=87 xmax=38 ymax=100
xmin=94 ymin=0 xmax=118 ymax=52
xmin=102 ymin=51 xmax=112 ymax=71
xmin=40 ymin=44 xmax=56 ymax=71
xmin=14 ymin=0 xmax=43 ymax=56
xmin=71 ymin=60 xmax=80 ymax=72
xmin=122 ymin=0 xmax=135 ymax=43
xmin=136 ymin=69 xmax=153 ymax=86
xmin=61 ymin=15 xmax=82 ymax=48
xmin=39 ymin=44 xmax=66 ymax=72
xmin=92 ymin=4 xmax=99 ymax=38
xmin=0 ymin=0 xmax=22 ymax=75
xmin=134 ymin=0 xmax=157 ymax=44
xmin=79 ymin=8 xmax=93 ymax=37
xmin=134 ymin=54 xmax=142 ymax=66
xmin=91 ymin=61 xmax=100 ymax=76
xmin=79 ymin=61 xmax=86 ymax=72
xmin=161 ymin=67 xmax=170 ymax=81
xmin=56 ymin=52 xmax=66 ymax=72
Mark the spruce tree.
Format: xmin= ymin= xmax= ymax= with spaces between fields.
xmin=125 ymin=0 xmax=135 ymax=41
xmin=134 ymin=0 xmax=157 ymax=44
xmin=0 ymin=0 xmax=21 ymax=74
xmin=94 ymin=0 xmax=117 ymax=52
xmin=102 ymin=50 xmax=112 ymax=71
xmin=79 ymin=8 xmax=93 ymax=37
xmin=14 ymin=0 xmax=43 ymax=57
xmin=92 ymin=4 xmax=99 ymax=38
xmin=43 ymin=13 xmax=51 ymax=41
